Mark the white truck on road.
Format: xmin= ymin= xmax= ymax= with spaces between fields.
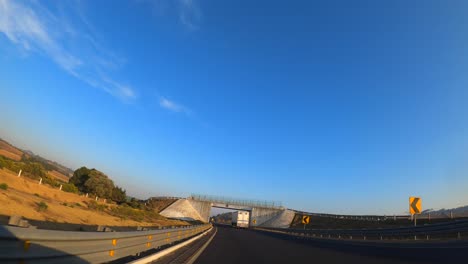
xmin=232 ymin=211 xmax=250 ymax=228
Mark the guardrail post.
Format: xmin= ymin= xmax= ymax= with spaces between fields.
xmin=414 ymin=235 xmax=417 ymax=241
xmin=426 ymin=235 xmax=429 ymax=240
xmin=458 ymin=232 xmax=461 ymax=239
xmin=363 ymin=236 xmax=366 ymax=240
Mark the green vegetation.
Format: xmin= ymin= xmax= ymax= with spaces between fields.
xmin=70 ymin=166 xmax=127 ymax=204
xmin=42 ymin=176 xmax=60 ymax=187
xmin=86 ymin=200 xmax=108 ymax=211
xmin=62 ymin=183 xmax=79 ymax=193
xmin=0 ymin=183 xmax=8 ymax=190
xmin=111 ymin=186 xmax=127 ymax=204
xmin=110 ymin=204 xmax=163 ymax=222
xmin=34 ymin=193 xmax=40 ymax=197
xmin=0 ymin=155 xmax=62 ymax=186
xmin=37 ymin=201 xmax=48 ymax=212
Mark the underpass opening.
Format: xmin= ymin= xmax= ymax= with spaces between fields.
xmin=210 ymin=206 xmax=251 ymax=228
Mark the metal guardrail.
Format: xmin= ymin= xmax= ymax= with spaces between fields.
xmin=293 ymin=211 xmax=408 ymax=221
xmin=0 ymin=224 xmax=211 ymax=263
xmin=149 ymin=196 xmax=183 ymax=200
xmin=293 ymin=210 xmax=466 ymax=222
xmin=190 ymin=194 xmax=282 ymax=209
xmin=263 ymin=220 xmax=468 ymax=241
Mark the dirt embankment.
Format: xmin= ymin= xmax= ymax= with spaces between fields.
xmin=0 ymin=168 xmax=187 ymax=228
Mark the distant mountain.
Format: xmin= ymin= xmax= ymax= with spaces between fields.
xmin=0 ymin=138 xmax=74 ymax=177
xmin=28 ymin=154 xmax=74 ymax=177
xmin=421 ymin=205 xmax=468 ymax=218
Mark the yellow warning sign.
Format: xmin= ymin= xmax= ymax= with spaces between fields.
xmin=409 ymin=197 xmax=422 ymax=215
xmin=302 ymin=215 xmax=310 ymax=224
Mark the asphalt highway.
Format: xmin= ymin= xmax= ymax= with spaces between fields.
xmin=194 ymin=225 xmax=456 ymax=264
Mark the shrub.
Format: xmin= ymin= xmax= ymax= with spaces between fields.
xmin=34 ymin=193 xmax=41 ymax=197
xmin=62 ymin=183 xmax=78 ymax=193
xmin=126 ymin=198 xmax=145 ymax=209
xmin=86 ymin=200 xmax=107 ymax=211
xmin=110 ymin=204 xmax=163 ymax=222
xmin=37 ymin=202 xmax=48 ymax=212
xmin=0 ymin=183 xmax=8 ymax=190
xmin=75 ymin=202 xmax=82 ymax=207
xmin=110 ymin=205 xmax=144 ymax=222
xmin=42 ymin=176 xmax=60 ymax=187
xmin=111 ymin=186 xmax=127 ymax=204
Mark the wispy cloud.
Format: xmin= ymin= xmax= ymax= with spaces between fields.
xmin=159 ymin=97 xmax=191 ymax=115
xmin=178 ymin=0 xmax=202 ymax=30
xmin=137 ymin=0 xmax=202 ymax=30
xmin=0 ymin=0 xmax=136 ymax=102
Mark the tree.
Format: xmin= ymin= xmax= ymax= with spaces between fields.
xmin=70 ymin=167 xmax=118 ymax=199
xmin=69 ymin=167 xmax=91 ymax=192
xmin=111 ymin=186 xmax=127 ymax=204
xmin=82 ymin=169 xmax=114 ymax=198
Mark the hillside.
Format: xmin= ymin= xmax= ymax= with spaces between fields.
xmin=0 ymin=138 xmax=72 ymax=182
xmin=0 ymin=168 xmax=188 ymax=229
xmin=422 ymin=206 xmax=468 ymax=218
xmin=0 ymin=139 xmax=23 ymax=161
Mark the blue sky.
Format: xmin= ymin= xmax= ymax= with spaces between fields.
xmin=1 ymin=0 xmax=468 ymax=214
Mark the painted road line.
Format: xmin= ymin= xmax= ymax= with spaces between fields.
xmin=186 ymin=227 xmax=218 ymax=264
xmin=128 ymin=227 xmax=213 ymax=264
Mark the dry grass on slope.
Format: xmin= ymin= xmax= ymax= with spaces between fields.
xmin=0 ymin=168 xmax=187 ymax=227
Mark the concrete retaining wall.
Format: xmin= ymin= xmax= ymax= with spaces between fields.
xmin=259 ymin=209 xmax=295 ymax=228
xmin=160 ymin=199 xmax=205 ymax=222
xmin=250 ymin=208 xmax=283 ymax=227
xmin=187 ymin=199 xmax=211 ymax=223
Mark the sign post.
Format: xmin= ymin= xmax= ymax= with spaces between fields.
xmin=301 ymin=215 xmax=310 ymax=230
xmin=409 ymin=197 xmax=422 ymax=226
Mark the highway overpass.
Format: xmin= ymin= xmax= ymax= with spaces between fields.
xmin=160 ymin=194 xmax=295 ymax=228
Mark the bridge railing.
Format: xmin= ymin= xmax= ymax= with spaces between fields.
xmin=189 ymin=194 xmax=283 ymax=209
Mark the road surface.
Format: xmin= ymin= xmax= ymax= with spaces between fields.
xmin=195 ymin=225 xmax=440 ymax=264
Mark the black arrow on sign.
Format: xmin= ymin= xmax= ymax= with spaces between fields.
xmin=411 ymin=198 xmax=420 ymax=213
